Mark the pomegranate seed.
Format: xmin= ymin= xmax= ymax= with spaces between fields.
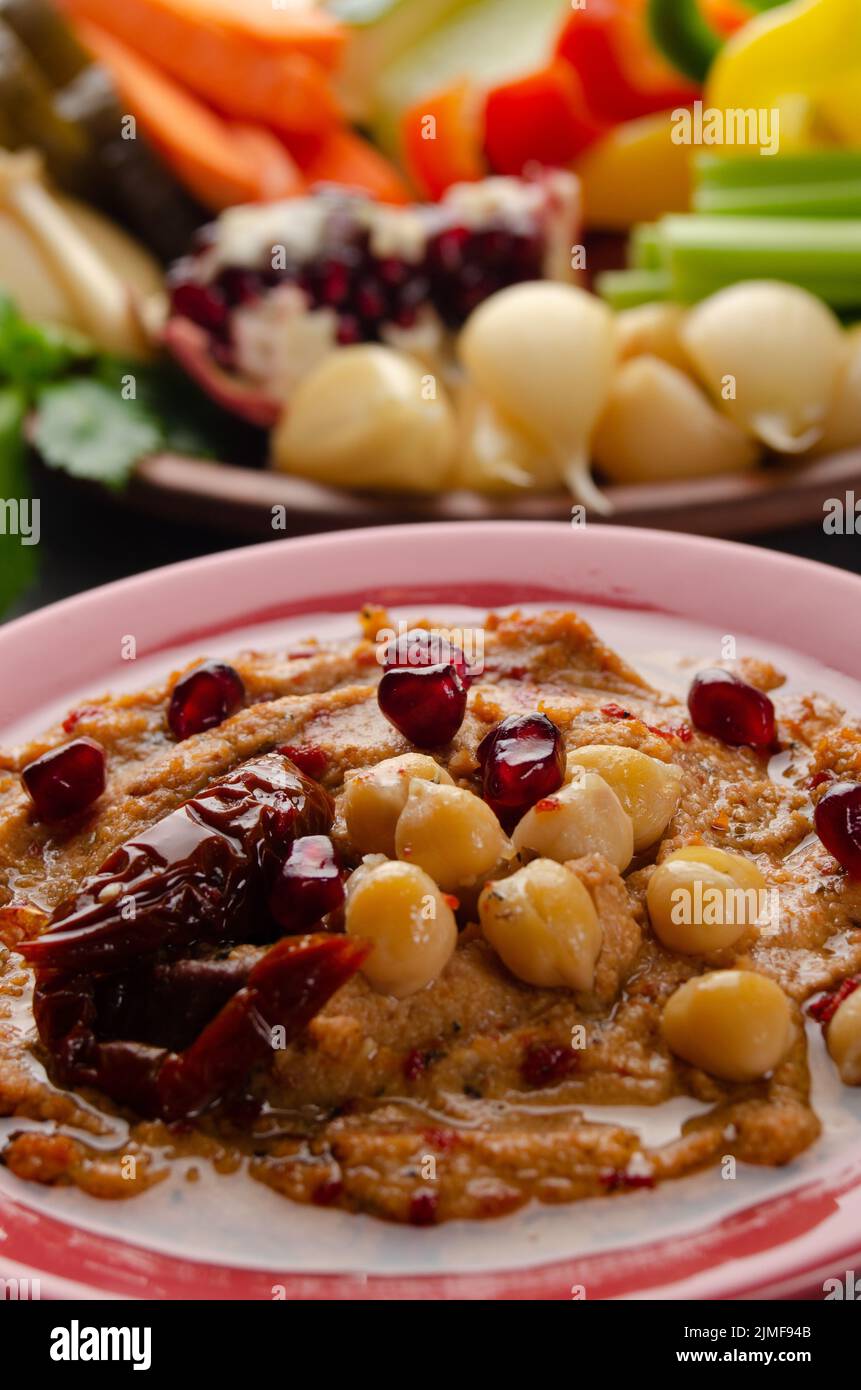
xmin=378 ymin=257 xmax=409 ymax=287
xmin=687 ymin=668 xmax=776 ymax=748
xmin=477 ymin=713 xmax=564 ymax=823
xmin=336 ymin=314 xmax=362 ymax=345
xmin=170 ymin=279 xmax=228 ymax=332
xmin=217 ymin=267 xmax=263 ymax=306
xmin=317 ymin=260 xmax=350 ymax=306
xmin=168 ymin=661 xmax=245 ymax=740
xmin=382 ymin=628 xmax=472 ymax=685
xmin=377 ymin=663 xmax=467 ymax=748
xmin=521 ymin=1040 xmax=578 ymax=1089
xmin=814 ymin=781 xmax=861 ymax=878
xmin=22 ymin=738 xmax=106 ymax=822
xmin=356 ymin=283 xmax=386 ymax=320
xmin=392 ymin=306 xmax=418 ymax=329
xmin=269 ymin=835 xmax=344 ymax=932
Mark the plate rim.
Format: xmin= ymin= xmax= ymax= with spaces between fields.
xmin=2 ymin=519 xmax=861 ymax=1300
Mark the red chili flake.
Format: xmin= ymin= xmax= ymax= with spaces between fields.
xmin=62 ymin=705 xmax=99 ymax=734
xmin=806 ymin=770 xmax=834 ymax=792
xmin=404 ymin=1045 xmax=445 ymax=1081
xmin=422 ymin=1128 xmax=459 ymax=1153
xmin=278 ymin=744 xmax=328 ymax=779
xmin=647 ymin=722 xmax=693 ymax=744
xmin=312 ymin=1177 xmax=343 ymax=1207
xmin=601 ymin=703 xmax=633 ymax=720
xmin=521 ymin=1041 xmax=579 ymax=1089
xmin=808 ymin=978 xmax=859 ymax=1028
xmin=599 ymin=1168 xmax=656 ymax=1193
xmin=408 ymin=1190 xmax=439 ymax=1226
xmin=533 ymin=797 xmax=560 ymax=813
xmin=443 ymin=894 xmax=460 ymax=912
xmin=287 ymin=648 xmax=318 ymax=660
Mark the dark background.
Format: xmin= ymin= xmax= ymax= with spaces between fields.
xmin=8 ymin=469 xmax=861 ymax=619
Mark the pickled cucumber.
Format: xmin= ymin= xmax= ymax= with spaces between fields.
xmin=0 ymin=21 xmax=93 ymax=192
xmin=57 ymin=64 xmax=204 ymax=261
xmin=0 ymin=0 xmax=88 ymax=87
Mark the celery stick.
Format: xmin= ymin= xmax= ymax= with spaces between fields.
xmin=659 ymin=215 xmax=861 ymax=303
xmin=694 ymin=182 xmax=861 ymax=218
xmin=695 ymin=151 xmax=861 ymax=190
xmin=668 ymin=269 xmax=861 ymax=309
xmin=628 ymin=223 xmax=663 ymax=270
xmin=594 ymin=269 xmax=671 ymax=310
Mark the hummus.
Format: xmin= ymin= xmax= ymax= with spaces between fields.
xmin=1 ymin=607 xmax=859 ymax=1224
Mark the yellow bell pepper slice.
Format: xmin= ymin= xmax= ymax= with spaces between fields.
xmin=706 ymin=0 xmax=861 ymax=153
xmin=576 ymin=110 xmax=693 ymax=230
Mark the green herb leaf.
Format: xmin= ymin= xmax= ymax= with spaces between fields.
xmin=33 ymin=378 xmax=162 ymax=488
xmin=0 ymin=295 xmax=95 ymax=390
xmin=96 ymin=355 xmax=262 ymax=462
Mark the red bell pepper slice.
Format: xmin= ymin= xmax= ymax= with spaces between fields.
xmin=483 ymin=61 xmax=606 ymax=177
xmin=555 ymin=0 xmax=700 ymax=124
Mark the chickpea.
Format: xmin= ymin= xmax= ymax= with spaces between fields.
xmin=826 ymin=986 xmax=861 ymax=1086
xmin=568 ymin=743 xmax=682 ymax=852
xmin=345 ymin=859 xmax=457 ymax=998
xmin=479 ymin=858 xmax=602 ymax=991
xmin=394 ymin=778 xmax=511 ymax=892
xmin=647 ymin=846 xmax=768 ymax=954
xmin=341 ymin=753 xmax=453 ymax=858
xmin=511 ymin=770 xmax=634 ymax=872
xmin=661 ymin=970 xmax=792 ymax=1082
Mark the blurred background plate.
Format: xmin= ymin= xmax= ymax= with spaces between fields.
xmin=122 ymin=443 xmax=861 ymax=539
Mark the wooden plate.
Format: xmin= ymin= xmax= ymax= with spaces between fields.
xmin=126 ymin=444 xmax=861 ymax=538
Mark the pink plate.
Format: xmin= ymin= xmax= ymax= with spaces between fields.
xmin=2 ymin=521 xmax=860 ymax=1301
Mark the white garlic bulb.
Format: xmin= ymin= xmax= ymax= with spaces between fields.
xmin=451 ymin=385 xmax=559 ymax=493
xmin=681 ymin=280 xmax=844 ymax=454
xmin=615 ymin=302 xmax=690 ymax=373
xmin=809 ymin=326 xmax=861 ymax=456
xmin=458 ymin=282 xmax=616 ymax=512
xmin=592 ymin=355 xmax=760 ymax=484
xmin=272 ymin=344 xmax=456 ymax=490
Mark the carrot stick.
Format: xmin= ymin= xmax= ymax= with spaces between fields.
xmin=401 ymin=81 xmax=485 ymax=201
xmin=75 ymin=21 xmax=294 ymax=210
xmin=61 ymin=0 xmax=341 ymax=134
xmin=230 ymin=124 xmax=304 ymax=201
xmin=290 ymin=128 xmax=410 ymax=205
xmin=162 ymin=0 xmax=345 ymax=66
